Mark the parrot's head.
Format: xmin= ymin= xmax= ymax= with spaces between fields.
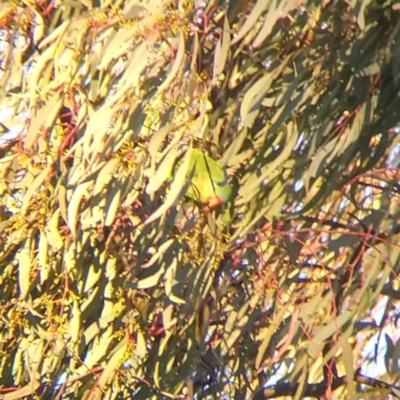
xmin=205 ymin=174 xmax=232 ymax=208
xmin=206 ymin=194 xmax=225 ymax=208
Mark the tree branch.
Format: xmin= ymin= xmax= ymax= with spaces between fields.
xmin=253 ymin=372 xmax=400 ymax=399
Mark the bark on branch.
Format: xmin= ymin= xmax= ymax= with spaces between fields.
xmin=253 ymin=372 xmax=400 ymax=399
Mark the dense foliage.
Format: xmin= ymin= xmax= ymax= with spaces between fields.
xmin=1 ymin=0 xmax=400 ymax=399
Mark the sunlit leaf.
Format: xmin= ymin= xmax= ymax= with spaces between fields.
xmin=16 ymin=234 xmax=34 ymax=298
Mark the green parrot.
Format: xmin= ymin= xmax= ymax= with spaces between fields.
xmin=176 ymin=148 xmax=232 ymax=207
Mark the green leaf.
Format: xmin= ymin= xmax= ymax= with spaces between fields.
xmin=98 ymin=339 xmax=128 ymax=390
xmin=340 ymin=336 xmax=356 ymax=399
xmin=165 ymin=257 xmax=186 ymax=304
xmin=16 ymin=234 xmax=34 ymax=298
xmin=20 ymin=166 xmax=51 ymax=216
xmin=68 ymin=299 xmax=81 ymax=344
xmin=145 ymin=147 xmax=193 ymax=225
xmin=313 ymin=310 xmax=355 ymax=345
xmin=156 ymin=32 xmax=185 ymax=95
xmin=67 ymin=182 xmax=92 ymax=236
xmin=45 ymin=209 xmax=64 ymax=251
xmin=104 ymin=181 xmax=122 ymax=226
xmin=38 ymin=229 xmax=49 ymax=284
xmin=24 ymin=94 xmax=62 ymax=150
xmin=146 ymin=146 xmax=179 ymax=195
xmin=231 ymin=0 xmax=270 ymax=45
xmin=92 ymin=158 xmax=119 ymax=196
xmin=240 ymin=74 xmax=273 ymax=128
xmin=252 ymin=0 xmax=300 ymax=48
xmin=213 ymin=16 xmax=231 ymax=83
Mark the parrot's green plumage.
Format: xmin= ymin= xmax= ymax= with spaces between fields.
xmin=176 ymin=148 xmax=232 ymax=207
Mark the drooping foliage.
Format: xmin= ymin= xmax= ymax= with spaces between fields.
xmin=1 ymin=0 xmax=400 ymax=399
